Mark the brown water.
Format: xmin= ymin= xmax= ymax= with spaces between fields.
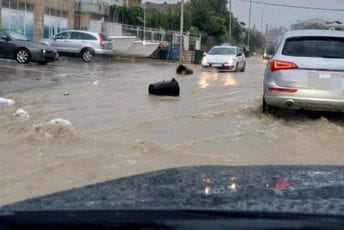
xmin=0 ymin=57 xmax=343 ymax=205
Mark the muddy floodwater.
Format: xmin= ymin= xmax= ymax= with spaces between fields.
xmin=0 ymin=57 xmax=343 ymax=205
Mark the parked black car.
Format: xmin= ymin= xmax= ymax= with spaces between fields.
xmin=0 ymin=29 xmax=58 ymax=65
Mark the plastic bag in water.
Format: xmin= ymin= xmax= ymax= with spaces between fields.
xmin=0 ymin=97 xmax=15 ymax=105
xmin=49 ymin=118 xmax=72 ymax=126
xmin=12 ymin=109 xmax=30 ymax=119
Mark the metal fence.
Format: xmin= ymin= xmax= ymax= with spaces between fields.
xmin=95 ymin=20 xmax=202 ymax=60
xmin=120 ymin=23 xmax=201 ymax=51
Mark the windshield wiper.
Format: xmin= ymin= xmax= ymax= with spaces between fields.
xmin=322 ymin=54 xmax=344 ymax=59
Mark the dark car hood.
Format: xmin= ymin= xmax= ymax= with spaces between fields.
xmin=2 ymin=166 xmax=344 ymax=215
xmin=11 ymin=40 xmax=55 ymax=51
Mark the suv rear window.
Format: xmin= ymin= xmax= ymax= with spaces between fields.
xmin=282 ymin=36 xmax=344 ymax=58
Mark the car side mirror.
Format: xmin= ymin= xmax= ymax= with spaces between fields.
xmin=237 ymin=53 xmax=242 ymax=57
xmin=1 ymin=35 xmax=9 ymax=41
xmin=203 ymin=52 xmax=207 ymax=56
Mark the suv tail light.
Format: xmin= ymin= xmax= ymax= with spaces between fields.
xmin=99 ymin=33 xmax=104 ymax=47
xmin=270 ymin=60 xmax=298 ymax=72
xmin=268 ymin=87 xmax=297 ymax=93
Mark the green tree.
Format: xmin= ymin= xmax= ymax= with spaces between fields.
xmin=188 ymin=26 xmax=200 ymax=37
xmin=146 ymin=8 xmax=166 ymax=28
xmin=111 ymin=0 xmax=244 ymax=48
xmin=111 ymin=6 xmax=144 ymax=25
xmin=244 ymin=29 xmax=265 ymax=52
xmin=185 ymin=0 xmax=242 ymax=45
xmin=187 ymin=0 xmax=228 ymax=36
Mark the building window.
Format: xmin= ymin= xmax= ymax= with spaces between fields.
xmin=44 ymin=7 xmax=69 ymax=38
xmin=1 ymin=0 xmax=34 ymax=39
xmin=2 ymin=0 xmax=9 ymax=8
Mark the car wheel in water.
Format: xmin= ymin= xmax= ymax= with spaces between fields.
xmin=16 ymin=48 xmax=31 ymax=64
xmin=262 ymin=97 xmax=279 ymax=116
xmin=240 ymin=62 xmax=246 ymax=72
xmin=299 ymin=110 xmax=322 ymax=119
xmin=81 ymin=49 xmax=94 ymax=62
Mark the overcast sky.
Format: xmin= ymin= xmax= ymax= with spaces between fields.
xmin=143 ymin=0 xmax=344 ymax=31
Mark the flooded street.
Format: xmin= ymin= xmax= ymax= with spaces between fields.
xmin=0 ymin=57 xmax=343 ymax=205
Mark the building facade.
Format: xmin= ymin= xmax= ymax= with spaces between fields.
xmin=126 ymin=0 xmax=140 ymax=7
xmin=0 ymin=0 xmax=75 ymax=40
xmin=0 ymin=0 xmax=141 ymax=41
xmin=291 ymin=18 xmax=344 ymax=31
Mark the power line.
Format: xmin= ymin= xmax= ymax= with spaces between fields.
xmin=236 ymin=0 xmax=344 ymax=12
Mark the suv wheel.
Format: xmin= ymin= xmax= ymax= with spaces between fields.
xmin=262 ymin=97 xmax=279 ymax=115
xmin=81 ymin=49 xmax=94 ymax=62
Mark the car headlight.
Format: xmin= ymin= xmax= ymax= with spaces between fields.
xmin=228 ymin=58 xmax=237 ymax=64
xmin=41 ymin=49 xmax=47 ymax=54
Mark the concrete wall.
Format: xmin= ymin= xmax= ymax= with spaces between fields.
xmin=75 ymin=12 xmax=90 ymax=30
xmin=33 ymin=0 xmax=44 ymax=39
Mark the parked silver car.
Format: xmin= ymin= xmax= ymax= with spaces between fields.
xmin=201 ymin=45 xmax=246 ymax=72
xmin=41 ymin=30 xmax=113 ymax=62
xmin=263 ymin=30 xmax=344 ymax=113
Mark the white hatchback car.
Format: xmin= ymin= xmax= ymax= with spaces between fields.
xmin=202 ymin=45 xmax=246 ymax=72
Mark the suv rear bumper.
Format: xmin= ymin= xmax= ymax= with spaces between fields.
xmin=94 ymin=49 xmax=113 ymax=57
xmin=265 ymin=94 xmax=344 ymax=112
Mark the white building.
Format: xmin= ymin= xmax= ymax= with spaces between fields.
xmin=291 ymin=18 xmax=344 ymax=31
xmin=101 ymin=0 xmax=125 ymax=6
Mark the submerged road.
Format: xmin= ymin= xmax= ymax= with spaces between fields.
xmin=0 ymin=56 xmax=343 ymax=205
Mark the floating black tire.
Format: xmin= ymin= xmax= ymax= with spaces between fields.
xmin=176 ymin=64 xmax=193 ymax=75
xmin=149 ymin=78 xmax=180 ymax=96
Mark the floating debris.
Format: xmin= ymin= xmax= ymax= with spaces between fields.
xmin=148 ymin=78 xmax=180 ymax=96
xmin=12 ymin=109 xmax=30 ymax=119
xmin=0 ymin=97 xmax=15 ymax=105
xmin=49 ymin=118 xmax=72 ymax=126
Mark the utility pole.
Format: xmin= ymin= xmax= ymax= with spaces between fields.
xmin=260 ymin=7 xmax=264 ymax=33
xmin=143 ymin=2 xmax=146 ymax=41
xmin=179 ymin=0 xmax=184 ymax=65
xmin=247 ymin=0 xmax=252 ymax=50
xmin=228 ymin=0 xmax=232 ymax=44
